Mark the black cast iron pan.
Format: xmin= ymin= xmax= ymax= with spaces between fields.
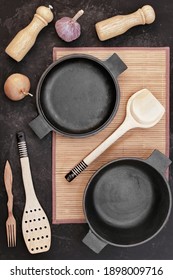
xmin=83 ymin=150 xmax=172 ymax=253
xmin=29 ymin=53 xmax=127 ymax=139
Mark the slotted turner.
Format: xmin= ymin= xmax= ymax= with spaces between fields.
xmin=65 ymin=89 xmax=165 ymax=181
xmin=17 ymin=131 xmax=51 ymax=254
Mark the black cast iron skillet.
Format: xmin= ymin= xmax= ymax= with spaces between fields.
xmin=83 ymin=150 xmax=172 ymax=253
xmin=29 ymin=53 xmax=127 ymax=139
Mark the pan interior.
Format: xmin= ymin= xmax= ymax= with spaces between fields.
xmin=85 ymin=160 xmax=171 ymax=246
xmin=39 ymin=58 xmax=117 ymax=135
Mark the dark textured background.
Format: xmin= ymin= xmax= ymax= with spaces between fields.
xmin=0 ymin=0 xmax=173 ymax=260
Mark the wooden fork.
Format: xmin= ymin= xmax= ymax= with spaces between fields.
xmin=4 ymin=161 xmax=16 ymax=247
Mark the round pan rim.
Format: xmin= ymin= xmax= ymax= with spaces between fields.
xmin=83 ymin=157 xmax=172 ymax=247
xmin=35 ymin=54 xmax=120 ymax=138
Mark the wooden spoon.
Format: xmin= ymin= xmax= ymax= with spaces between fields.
xmin=65 ymin=89 xmax=165 ymax=182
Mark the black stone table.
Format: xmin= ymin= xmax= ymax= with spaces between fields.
xmin=0 ymin=0 xmax=173 ymax=260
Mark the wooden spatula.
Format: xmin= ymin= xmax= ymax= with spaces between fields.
xmin=17 ymin=131 xmax=51 ymax=254
xmin=65 ymin=89 xmax=165 ymax=182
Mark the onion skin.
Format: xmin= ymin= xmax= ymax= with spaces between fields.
xmin=4 ymin=73 xmax=31 ymax=101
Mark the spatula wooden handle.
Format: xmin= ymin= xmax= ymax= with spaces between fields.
xmin=65 ymin=118 xmax=134 ymax=182
xmin=95 ymin=5 xmax=155 ymax=41
xmin=17 ymin=132 xmax=37 ymax=205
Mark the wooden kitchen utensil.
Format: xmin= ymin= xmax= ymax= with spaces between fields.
xmin=65 ymin=89 xmax=165 ymax=182
xmin=17 ymin=131 xmax=51 ymax=254
xmin=5 ymin=5 xmax=54 ymax=62
xmin=4 ymin=161 xmax=16 ymax=247
xmin=95 ymin=5 xmax=155 ymax=41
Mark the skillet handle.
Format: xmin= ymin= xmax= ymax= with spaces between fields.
xmin=103 ymin=53 xmax=127 ymax=78
xmin=29 ymin=115 xmax=52 ymax=139
xmin=82 ymin=230 xmax=107 ymax=254
xmin=145 ymin=149 xmax=171 ymax=174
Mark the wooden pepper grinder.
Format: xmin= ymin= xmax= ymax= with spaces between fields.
xmin=5 ymin=5 xmax=54 ymax=62
xmin=95 ymin=5 xmax=155 ymax=41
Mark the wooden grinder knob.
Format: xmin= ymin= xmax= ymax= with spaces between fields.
xmin=95 ymin=5 xmax=156 ymax=41
xmin=5 ymin=5 xmax=54 ymax=62
xmin=36 ymin=5 xmax=54 ymax=24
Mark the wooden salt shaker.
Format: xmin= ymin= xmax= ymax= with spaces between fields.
xmin=95 ymin=5 xmax=155 ymax=41
xmin=5 ymin=5 xmax=54 ymax=62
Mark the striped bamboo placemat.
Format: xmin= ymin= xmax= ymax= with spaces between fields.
xmin=52 ymin=47 xmax=170 ymax=224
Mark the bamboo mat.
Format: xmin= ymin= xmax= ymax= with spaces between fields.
xmin=52 ymin=47 xmax=170 ymax=224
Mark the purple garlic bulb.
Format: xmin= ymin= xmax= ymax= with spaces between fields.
xmin=55 ymin=10 xmax=84 ymax=42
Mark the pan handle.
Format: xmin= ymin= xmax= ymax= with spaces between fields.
xmin=29 ymin=115 xmax=52 ymax=139
xmin=103 ymin=53 xmax=127 ymax=78
xmin=145 ymin=149 xmax=172 ymax=175
xmin=82 ymin=230 xmax=107 ymax=254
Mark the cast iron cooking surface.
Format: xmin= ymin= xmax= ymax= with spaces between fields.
xmin=85 ymin=159 xmax=170 ymax=246
xmin=39 ymin=57 xmax=117 ymax=135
